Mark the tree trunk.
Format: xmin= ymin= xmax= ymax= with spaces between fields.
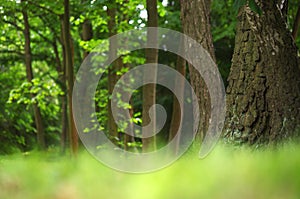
xmin=292 ymin=5 xmax=300 ymax=40
xmin=168 ymin=53 xmax=185 ymax=154
xmin=124 ymin=97 xmax=136 ymax=151
xmin=63 ymin=0 xmax=78 ymax=155
xmin=53 ymin=33 xmax=68 ymax=154
xmin=21 ymin=2 xmax=46 ymax=150
xmin=107 ymin=3 xmax=120 ymax=146
xmin=180 ymin=0 xmax=216 ymax=141
xmin=277 ymin=0 xmax=288 ymax=22
xmin=82 ymin=19 xmax=93 ymax=58
xmin=142 ymin=0 xmax=158 ymax=152
xmin=224 ymin=3 xmax=300 ymax=145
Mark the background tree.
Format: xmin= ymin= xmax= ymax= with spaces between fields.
xmin=180 ymin=0 xmax=216 ymax=141
xmin=107 ymin=2 xmax=121 ymax=146
xmin=142 ymin=0 xmax=159 ymax=152
xmin=168 ymin=47 xmax=186 ymax=154
xmin=21 ymin=0 xmax=46 ymax=150
xmin=292 ymin=4 xmax=300 ymax=40
xmin=62 ymin=0 xmax=78 ymax=154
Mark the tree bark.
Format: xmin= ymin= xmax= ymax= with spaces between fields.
xmin=53 ymin=32 xmax=68 ymax=154
xmin=277 ymin=0 xmax=288 ymax=22
xmin=180 ymin=0 xmax=216 ymax=141
xmin=107 ymin=3 xmax=120 ymax=146
xmin=22 ymin=2 xmax=46 ymax=150
xmin=225 ymin=3 xmax=300 ymax=145
xmin=168 ymin=53 xmax=185 ymax=154
xmin=142 ymin=0 xmax=158 ymax=152
xmin=292 ymin=5 xmax=300 ymax=40
xmin=82 ymin=19 xmax=93 ymax=58
xmin=63 ymin=0 xmax=78 ymax=155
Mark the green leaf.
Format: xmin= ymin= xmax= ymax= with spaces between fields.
xmin=233 ymin=0 xmax=247 ymax=13
xmin=248 ymin=0 xmax=262 ymax=15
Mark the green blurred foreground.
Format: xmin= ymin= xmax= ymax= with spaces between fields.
xmin=0 ymin=144 xmax=300 ymax=199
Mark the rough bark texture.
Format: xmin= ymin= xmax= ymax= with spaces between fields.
xmin=63 ymin=0 xmax=78 ymax=155
xmin=225 ymin=3 xmax=300 ymax=145
xmin=142 ymin=0 xmax=158 ymax=152
xmin=277 ymin=0 xmax=288 ymax=22
xmin=22 ymin=3 xmax=46 ymax=150
xmin=180 ymin=0 xmax=216 ymax=140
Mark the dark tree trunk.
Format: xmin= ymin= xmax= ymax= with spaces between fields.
xmin=124 ymin=97 xmax=136 ymax=151
xmin=107 ymin=3 xmax=121 ymax=146
xmin=63 ymin=0 xmax=78 ymax=155
xmin=82 ymin=19 xmax=93 ymax=58
xmin=225 ymin=3 xmax=300 ymax=145
xmin=168 ymin=53 xmax=185 ymax=154
xmin=180 ymin=0 xmax=216 ymax=141
xmin=53 ymin=33 xmax=68 ymax=154
xmin=292 ymin=5 xmax=300 ymax=40
xmin=22 ymin=2 xmax=46 ymax=150
xmin=142 ymin=0 xmax=158 ymax=152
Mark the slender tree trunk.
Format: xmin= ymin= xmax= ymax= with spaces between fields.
xmin=180 ymin=0 xmax=216 ymax=141
xmin=82 ymin=19 xmax=93 ymax=58
xmin=63 ymin=0 xmax=78 ymax=155
xmin=142 ymin=0 xmax=158 ymax=152
xmin=124 ymin=97 xmax=135 ymax=151
xmin=292 ymin=5 xmax=300 ymax=40
xmin=119 ymin=0 xmax=136 ymax=151
xmin=225 ymin=3 xmax=300 ymax=145
xmin=53 ymin=30 xmax=68 ymax=154
xmin=114 ymin=59 xmax=137 ymax=151
xmin=21 ymin=2 xmax=46 ymax=150
xmin=107 ymin=3 xmax=120 ymax=146
xmin=168 ymin=53 xmax=185 ymax=154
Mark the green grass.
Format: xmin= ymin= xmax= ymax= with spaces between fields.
xmin=1 ymin=143 xmax=300 ymax=199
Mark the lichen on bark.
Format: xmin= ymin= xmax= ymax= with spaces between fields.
xmin=224 ymin=3 xmax=300 ymax=145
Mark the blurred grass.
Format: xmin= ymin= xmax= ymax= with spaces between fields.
xmin=0 ymin=143 xmax=300 ymax=199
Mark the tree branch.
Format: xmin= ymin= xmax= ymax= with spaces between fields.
xmin=0 ymin=50 xmax=24 ymax=56
xmin=0 ymin=19 xmax=23 ymax=31
xmin=24 ymin=0 xmax=58 ymax=16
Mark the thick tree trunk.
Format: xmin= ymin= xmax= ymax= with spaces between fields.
xmin=225 ymin=3 xmax=300 ymax=145
xmin=180 ymin=0 xmax=216 ymax=141
xmin=63 ymin=0 xmax=78 ymax=155
xmin=22 ymin=3 xmax=46 ymax=150
xmin=142 ymin=0 xmax=158 ymax=152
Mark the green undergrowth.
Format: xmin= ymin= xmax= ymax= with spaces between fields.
xmin=0 ymin=143 xmax=300 ymax=199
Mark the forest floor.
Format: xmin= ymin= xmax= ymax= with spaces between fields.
xmin=0 ymin=143 xmax=300 ymax=199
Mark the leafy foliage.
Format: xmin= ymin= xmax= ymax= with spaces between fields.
xmin=233 ymin=0 xmax=262 ymax=15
